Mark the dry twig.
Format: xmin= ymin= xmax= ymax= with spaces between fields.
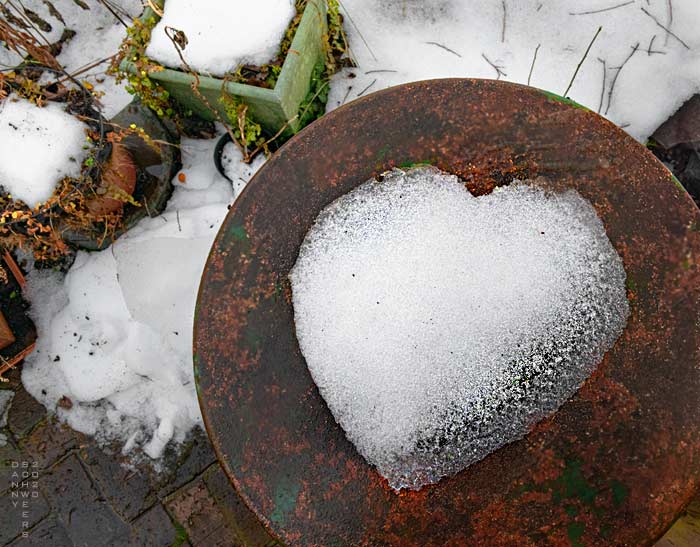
xmin=337 ymin=0 xmax=377 ymax=62
xmin=424 ymin=41 xmax=461 ymax=58
xmin=501 ymin=0 xmax=507 ymax=42
xmin=164 ymin=26 xmax=240 ymax=155
xmin=569 ymin=1 xmax=634 ymax=16
xmin=605 ymin=42 xmax=640 ymax=115
xmin=340 ymin=86 xmax=352 ymax=105
xmin=563 ymin=26 xmax=602 ymax=97
xmin=356 ymin=78 xmax=376 ymax=97
xmin=96 ymin=0 xmax=128 ymax=27
xmin=527 ymin=43 xmax=541 ymax=86
xmin=646 ymin=35 xmax=666 ymax=55
xmin=481 ymin=53 xmax=506 ymax=79
xmin=640 ymin=6 xmax=689 ymax=49
xmin=596 ymin=58 xmax=606 ymax=113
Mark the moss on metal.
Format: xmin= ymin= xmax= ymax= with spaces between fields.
xmin=538 ymin=88 xmax=591 ymax=111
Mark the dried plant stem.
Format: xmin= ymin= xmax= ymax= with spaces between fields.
xmin=563 ymin=26 xmax=602 ymax=97
xmin=640 ymin=6 xmax=689 ymax=49
xmin=527 ymin=43 xmax=541 ymax=86
xmin=164 ymin=26 xmax=239 ymax=152
xmin=646 ymin=35 xmax=666 ymax=55
xmin=337 ymin=0 xmax=377 ymax=62
xmin=481 ymin=53 xmax=507 ymax=79
xmin=596 ymin=58 xmax=606 ymax=113
xmin=356 ymin=78 xmax=376 ymax=97
xmin=605 ymin=42 xmax=639 ymax=115
xmin=424 ymin=42 xmax=461 ymax=58
xmin=569 ymin=1 xmax=634 ymax=16
xmin=501 ymin=0 xmax=507 ymax=42
xmin=96 ymin=0 xmax=128 ymax=27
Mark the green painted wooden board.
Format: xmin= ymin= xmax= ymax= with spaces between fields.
xmin=120 ymin=0 xmax=328 ymax=134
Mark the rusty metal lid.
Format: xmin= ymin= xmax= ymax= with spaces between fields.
xmin=194 ymin=79 xmax=700 ymax=546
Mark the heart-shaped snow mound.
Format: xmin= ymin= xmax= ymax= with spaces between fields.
xmin=290 ymin=167 xmax=628 ymax=491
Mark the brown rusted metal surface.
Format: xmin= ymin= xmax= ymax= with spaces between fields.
xmin=193 ymin=79 xmax=700 ymax=546
xmin=0 ymin=310 xmax=15 ymax=350
xmin=0 ymin=251 xmax=37 ymax=380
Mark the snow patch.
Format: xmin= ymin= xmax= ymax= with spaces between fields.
xmin=221 ymin=141 xmax=267 ymax=196
xmin=290 ymin=167 xmax=629 ymax=490
xmin=146 ymin=0 xmax=296 ymax=77
xmin=0 ymin=96 xmax=90 ymax=207
xmin=21 ymin=132 xmax=264 ymax=459
xmin=329 ymin=0 xmax=700 ymax=141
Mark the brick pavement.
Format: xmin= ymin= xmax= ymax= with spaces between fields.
xmin=0 ymin=367 xmax=279 ymax=546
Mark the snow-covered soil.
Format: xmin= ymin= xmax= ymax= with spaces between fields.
xmin=2 ymin=0 xmax=698 ymax=463
xmin=328 ymin=0 xmax=700 ymax=142
xmin=146 ymin=0 xmax=295 ymax=77
xmin=0 ymin=96 xmax=90 ymax=207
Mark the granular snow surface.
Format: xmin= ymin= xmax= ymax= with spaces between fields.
xmin=0 ymin=96 xmax=90 ymax=207
xmin=290 ymin=167 xmax=629 ymax=490
xmin=146 ymin=0 xmax=295 ymax=76
xmin=328 ymin=0 xmax=700 ymax=142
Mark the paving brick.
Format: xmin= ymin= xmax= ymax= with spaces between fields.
xmin=2 ymin=367 xmax=22 ymax=391
xmin=155 ymin=428 xmax=217 ymax=499
xmin=128 ymin=503 xmax=179 ymax=547
xmin=0 ymin=483 xmax=50 ymax=544
xmin=40 ymin=454 xmax=130 ymax=546
xmin=0 ymin=390 xmax=14 ymax=427
xmin=0 ymin=437 xmax=23 ymax=489
xmin=21 ymin=420 xmax=82 ymax=470
xmin=7 ymin=387 xmax=46 ymax=439
xmin=78 ymin=444 xmax=156 ymax=521
xmin=8 ymin=517 xmax=72 ymax=547
xmin=165 ymin=477 xmax=236 ymax=546
xmin=203 ymin=464 xmax=281 ymax=547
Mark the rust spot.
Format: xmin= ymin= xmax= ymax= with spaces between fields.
xmin=194 ymin=79 xmax=700 ymax=546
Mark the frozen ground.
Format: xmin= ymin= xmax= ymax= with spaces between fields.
xmin=146 ymin=0 xmax=295 ymax=76
xmin=328 ymin=0 xmax=700 ymax=141
xmin=0 ymin=96 xmax=90 ymax=207
xmin=291 ymin=167 xmax=629 ymax=490
xmin=3 ymin=0 xmax=697 ymax=463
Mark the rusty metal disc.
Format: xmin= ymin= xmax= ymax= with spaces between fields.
xmin=194 ymin=79 xmax=700 ymax=546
